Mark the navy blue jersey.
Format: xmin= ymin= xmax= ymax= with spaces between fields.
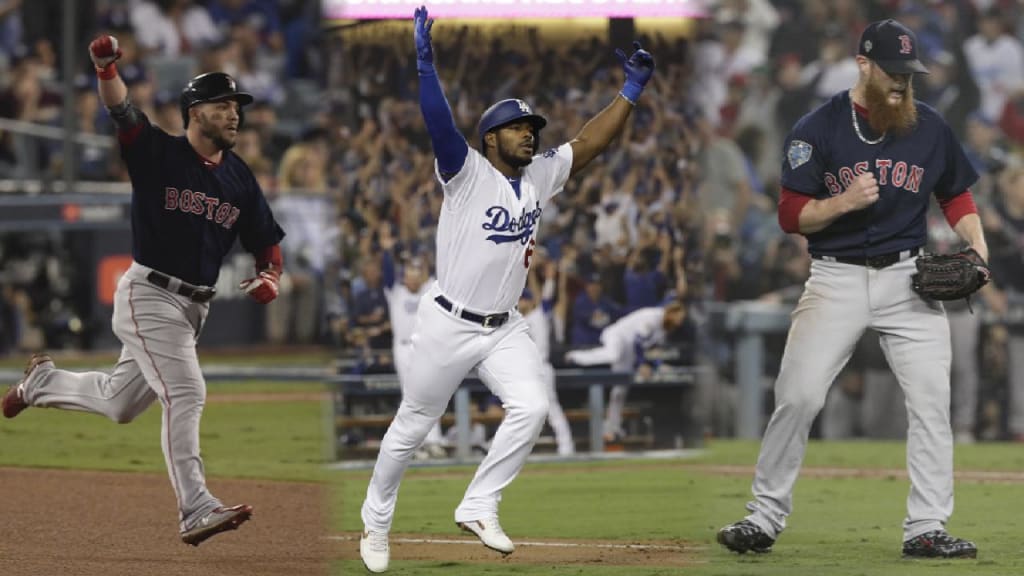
xmin=119 ymin=111 xmax=284 ymax=286
xmin=781 ymin=91 xmax=977 ymax=257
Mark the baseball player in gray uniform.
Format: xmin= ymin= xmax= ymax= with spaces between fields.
xmin=1 ymin=35 xmax=285 ymax=546
xmin=358 ymin=5 xmax=654 ymax=572
xmin=717 ymin=20 xmax=985 ymax=558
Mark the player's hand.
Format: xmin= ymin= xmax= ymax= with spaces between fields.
xmin=413 ymin=5 xmax=435 ymax=69
xmin=239 ymin=270 xmax=280 ymax=304
xmin=89 ymin=35 xmax=122 ymax=70
xmin=616 ymin=40 xmax=655 ymax=103
xmin=840 ymin=172 xmax=879 ymax=212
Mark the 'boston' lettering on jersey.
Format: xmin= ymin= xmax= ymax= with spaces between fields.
xmin=824 ymin=159 xmax=924 ymax=196
xmin=164 ymin=186 xmax=241 ymax=230
xmin=482 ymin=201 xmax=542 ymax=245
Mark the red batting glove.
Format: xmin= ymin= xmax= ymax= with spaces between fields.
xmin=89 ymin=35 xmax=123 ymax=79
xmin=239 ymin=270 xmax=280 ymax=304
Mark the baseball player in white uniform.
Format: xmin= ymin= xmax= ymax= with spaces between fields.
xmin=358 ymin=6 xmax=654 ymax=572
xmin=519 ymin=287 xmax=574 ymax=456
xmin=565 ymin=302 xmax=687 ymax=440
xmin=384 ymin=257 xmax=445 ymax=456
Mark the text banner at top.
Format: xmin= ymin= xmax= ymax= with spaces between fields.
xmin=323 ymin=0 xmax=704 ymax=20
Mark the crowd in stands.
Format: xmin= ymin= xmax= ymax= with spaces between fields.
xmin=328 ymin=0 xmax=1024 ymax=442
xmin=0 ymin=0 xmax=325 ymax=353
xmin=4 ymin=1 xmax=1024 ymax=442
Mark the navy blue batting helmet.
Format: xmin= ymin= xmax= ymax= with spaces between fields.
xmin=477 ymin=98 xmax=547 ymax=153
xmin=180 ymin=72 xmax=253 ymax=128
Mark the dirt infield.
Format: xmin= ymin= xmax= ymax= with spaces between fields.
xmin=0 ymin=468 xmax=327 ymax=576
xmin=332 ymin=532 xmax=705 ymax=568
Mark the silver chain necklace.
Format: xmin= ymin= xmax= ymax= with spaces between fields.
xmin=849 ymin=90 xmax=885 ymax=145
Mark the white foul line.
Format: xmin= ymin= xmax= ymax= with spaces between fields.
xmin=326 ymin=534 xmax=700 ymax=552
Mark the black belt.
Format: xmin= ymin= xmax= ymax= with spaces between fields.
xmin=146 ymin=271 xmax=217 ymax=303
xmin=434 ymin=295 xmax=509 ymax=328
xmin=812 ymin=247 xmax=920 ymax=269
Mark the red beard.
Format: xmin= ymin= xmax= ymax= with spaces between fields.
xmin=864 ymin=74 xmax=918 ymax=136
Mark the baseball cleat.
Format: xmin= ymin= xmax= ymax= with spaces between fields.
xmin=457 ymin=516 xmax=514 ymax=554
xmin=360 ymin=528 xmax=390 ymax=573
xmin=902 ymin=530 xmax=977 ymax=558
xmin=180 ymin=504 xmax=253 ymax=546
xmin=717 ymin=519 xmax=775 ymax=554
xmin=2 ymin=353 xmax=53 ymax=419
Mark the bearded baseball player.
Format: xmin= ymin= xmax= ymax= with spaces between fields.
xmin=717 ymin=20 xmax=988 ymax=558
xmin=1 ymin=36 xmax=285 ymax=546
xmin=358 ymin=5 xmax=654 ymax=572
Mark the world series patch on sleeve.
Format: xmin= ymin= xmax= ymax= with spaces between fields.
xmin=910 ymin=248 xmax=991 ymax=301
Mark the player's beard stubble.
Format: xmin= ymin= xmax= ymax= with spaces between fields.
xmin=196 ymin=112 xmax=237 ymax=151
xmin=495 ymin=136 xmax=535 ymax=170
xmin=864 ymin=71 xmax=918 ymax=136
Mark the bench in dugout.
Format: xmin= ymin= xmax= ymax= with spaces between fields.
xmin=328 ymin=366 xmax=712 ymax=462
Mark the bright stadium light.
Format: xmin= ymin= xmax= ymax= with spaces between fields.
xmin=323 ymin=0 xmax=704 ymax=20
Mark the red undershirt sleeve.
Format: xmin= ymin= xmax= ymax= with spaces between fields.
xmin=938 ymin=189 xmax=977 ymax=229
xmin=777 ymin=187 xmax=814 ymax=234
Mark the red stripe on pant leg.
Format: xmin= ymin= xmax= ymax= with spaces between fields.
xmin=129 ymin=281 xmax=184 ymax=522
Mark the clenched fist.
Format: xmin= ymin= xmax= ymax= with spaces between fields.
xmin=840 ymin=171 xmax=880 ymax=213
xmin=89 ymin=35 xmax=122 ymax=70
xmin=239 ymin=269 xmax=280 ymax=304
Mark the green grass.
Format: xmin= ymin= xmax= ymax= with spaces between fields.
xmin=333 ymin=440 xmax=1024 ymax=575
xmin=0 ymin=380 xmax=326 ymax=482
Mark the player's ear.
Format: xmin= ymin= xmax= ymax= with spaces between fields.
xmin=484 ymin=131 xmax=497 ymax=152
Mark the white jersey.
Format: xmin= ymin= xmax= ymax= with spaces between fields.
xmin=601 ymin=307 xmax=667 ymax=365
xmin=386 ymin=280 xmax=433 ymax=346
xmin=523 ymin=306 xmax=550 ymax=362
xmin=434 ymin=144 xmax=573 ymax=313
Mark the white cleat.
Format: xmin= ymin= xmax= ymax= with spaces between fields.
xmin=457 ymin=516 xmax=514 ymax=554
xmin=360 ymin=529 xmax=390 ymax=573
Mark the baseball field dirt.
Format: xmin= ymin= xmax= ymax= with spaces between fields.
xmin=0 ymin=468 xmax=326 ymax=576
xmin=333 ymin=531 xmax=704 ymax=569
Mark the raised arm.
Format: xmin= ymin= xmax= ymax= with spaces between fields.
xmin=414 ymin=5 xmax=468 ymax=180
xmin=90 ymin=35 xmax=127 ymax=107
xmin=569 ymin=41 xmax=655 ymax=178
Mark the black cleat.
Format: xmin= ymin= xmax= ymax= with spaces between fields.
xmin=717 ymin=519 xmax=775 ymax=554
xmin=902 ymin=530 xmax=977 ymax=559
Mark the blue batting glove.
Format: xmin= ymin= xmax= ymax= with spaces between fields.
xmin=616 ymin=41 xmax=655 ymax=104
xmin=414 ymin=5 xmax=435 ymax=74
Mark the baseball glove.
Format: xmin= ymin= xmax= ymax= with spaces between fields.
xmin=911 ymin=248 xmax=991 ymax=301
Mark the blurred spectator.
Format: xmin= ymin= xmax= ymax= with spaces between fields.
xmin=999 ymin=86 xmax=1024 ymax=148
xmin=350 ymin=256 xmax=390 ymax=350
xmin=130 ymin=0 xmax=221 ymax=58
xmin=73 ymin=73 xmax=110 ymax=180
xmin=803 ymin=23 xmax=859 ymax=105
xmin=963 ymin=7 xmax=1024 ymax=122
xmin=0 ymin=0 xmax=22 ymax=59
xmin=20 ymin=0 xmax=94 ymax=72
xmin=984 ymin=164 xmax=1024 ymax=440
xmin=207 ymin=0 xmax=283 ymax=52
xmin=918 ymin=48 xmax=980 ymax=140
xmin=152 ymin=89 xmax=184 ymax=134
xmin=266 ymin=130 xmax=331 ymax=345
xmin=962 ymin=111 xmax=1010 ymax=199
xmin=0 ymin=45 xmax=61 ymax=178
xmin=568 ymin=271 xmax=623 ymax=348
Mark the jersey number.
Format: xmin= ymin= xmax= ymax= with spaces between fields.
xmin=523 ymin=238 xmax=535 ymax=269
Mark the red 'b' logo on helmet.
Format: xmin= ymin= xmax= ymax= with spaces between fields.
xmin=898 ymin=34 xmax=912 ymax=55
